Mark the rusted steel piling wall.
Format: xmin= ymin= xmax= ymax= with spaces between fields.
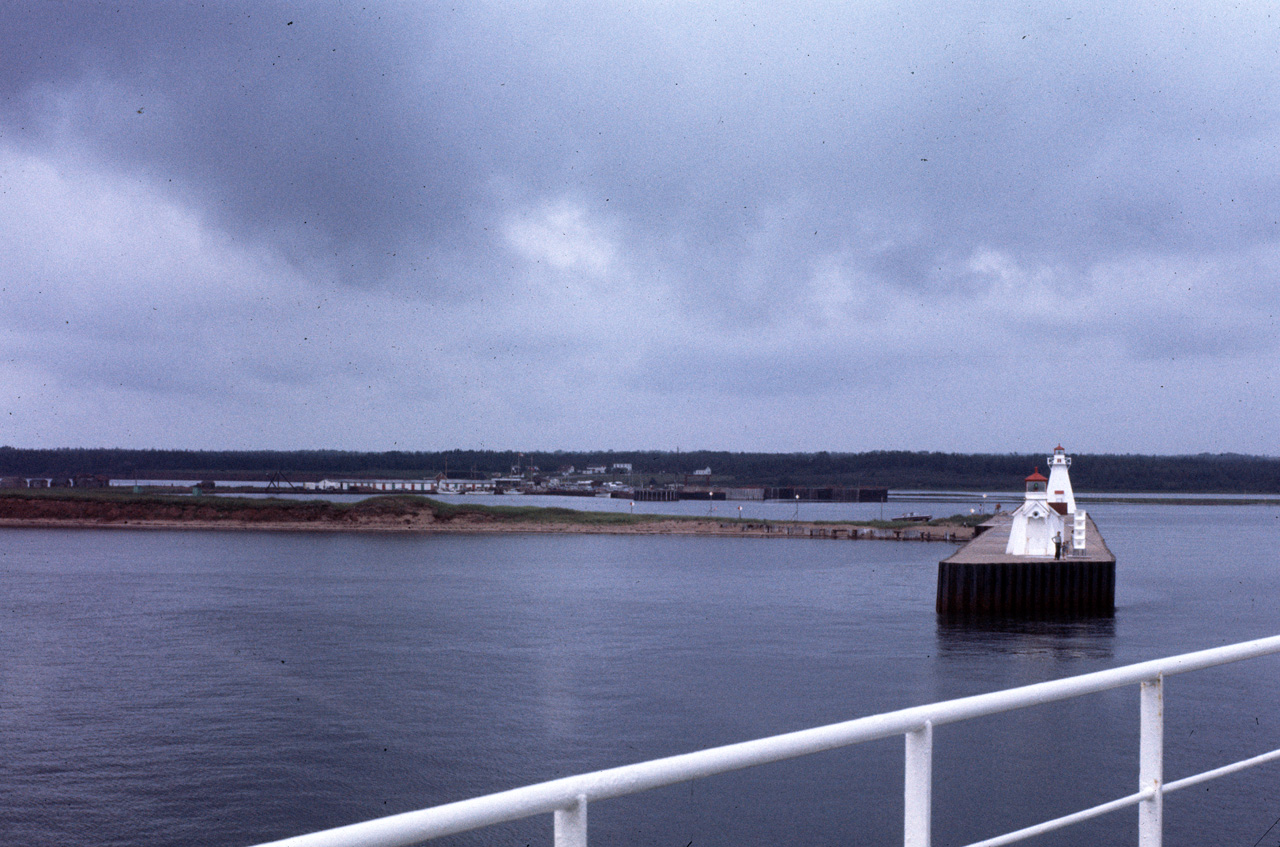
xmin=936 ymin=560 xmax=1115 ymax=615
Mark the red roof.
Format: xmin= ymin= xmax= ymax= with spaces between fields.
xmin=1025 ymin=468 xmax=1048 ymax=482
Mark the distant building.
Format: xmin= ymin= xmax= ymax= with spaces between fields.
xmin=610 ymin=463 xmax=633 ymax=474
xmin=314 ymin=477 xmax=496 ymax=494
xmin=692 ymin=467 xmax=712 ymax=476
xmin=583 ymin=465 xmax=608 ymax=475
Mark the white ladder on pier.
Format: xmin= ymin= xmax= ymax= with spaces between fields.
xmin=1072 ymin=509 xmax=1087 ymax=555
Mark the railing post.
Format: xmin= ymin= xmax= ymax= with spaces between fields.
xmin=554 ymin=794 xmax=588 ymax=847
xmin=1139 ymin=676 xmax=1163 ymax=847
xmin=905 ymin=721 xmax=933 ymax=847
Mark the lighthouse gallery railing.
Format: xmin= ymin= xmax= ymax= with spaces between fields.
xmin=249 ymin=633 xmax=1280 ymax=847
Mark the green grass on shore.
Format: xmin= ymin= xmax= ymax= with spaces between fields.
xmin=0 ymin=489 xmax=992 ymax=527
xmin=0 ymin=489 xmax=683 ymax=525
xmin=425 ymin=497 xmax=671 ymax=525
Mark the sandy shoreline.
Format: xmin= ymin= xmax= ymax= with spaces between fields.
xmin=0 ymin=494 xmax=977 ymax=540
xmin=0 ymin=515 xmax=976 ymax=540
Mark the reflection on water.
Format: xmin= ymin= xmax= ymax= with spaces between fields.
xmin=935 ymin=614 xmax=1116 ymax=660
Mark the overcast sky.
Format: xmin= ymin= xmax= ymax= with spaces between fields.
xmin=1 ymin=2 xmax=1277 ymax=455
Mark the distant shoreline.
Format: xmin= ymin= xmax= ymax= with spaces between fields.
xmin=5 ymin=447 xmax=1280 ymax=495
xmin=0 ymin=518 xmax=976 ymax=540
xmin=0 ymin=492 xmax=978 ymax=541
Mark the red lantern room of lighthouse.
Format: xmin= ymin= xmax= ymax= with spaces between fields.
xmin=1025 ymin=468 xmax=1047 ymax=495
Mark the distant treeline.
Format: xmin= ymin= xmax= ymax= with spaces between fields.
xmin=2 ymin=447 xmax=1279 ymax=493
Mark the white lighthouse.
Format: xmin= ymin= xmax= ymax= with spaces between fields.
xmin=1046 ymin=444 xmax=1076 ymax=515
xmin=939 ymin=445 xmax=1113 ymax=613
xmin=1005 ymin=467 xmax=1066 ymax=557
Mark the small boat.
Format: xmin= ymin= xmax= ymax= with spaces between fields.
xmin=892 ymin=512 xmax=931 ymax=523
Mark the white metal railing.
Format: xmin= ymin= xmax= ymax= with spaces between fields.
xmin=248 ymin=634 xmax=1280 ymax=847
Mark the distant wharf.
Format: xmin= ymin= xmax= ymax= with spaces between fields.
xmin=724 ymin=521 xmax=973 ymax=541
xmin=937 ymin=513 xmax=1116 ymax=615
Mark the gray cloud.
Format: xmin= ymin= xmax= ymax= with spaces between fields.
xmin=1 ymin=1 xmax=1278 ymax=452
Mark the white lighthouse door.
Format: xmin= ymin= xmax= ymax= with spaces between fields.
xmin=1025 ymin=512 xmax=1052 ymax=556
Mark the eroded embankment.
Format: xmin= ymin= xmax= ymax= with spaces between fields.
xmin=0 ymin=493 xmax=977 ymax=539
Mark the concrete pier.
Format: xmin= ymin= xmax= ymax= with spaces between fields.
xmin=937 ymin=514 xmax=1115 ymax=615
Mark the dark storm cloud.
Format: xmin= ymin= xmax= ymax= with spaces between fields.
xmin=2 ymin=1 xmax=1279 ymax=452
xmin=6 ymin=1 xmax=1277 ymax=281
xmin=0 ymin=3 xmax=482 ymax=278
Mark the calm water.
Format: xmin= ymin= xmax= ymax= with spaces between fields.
xmin=2 ymin=502 xmax=1280 ymax=846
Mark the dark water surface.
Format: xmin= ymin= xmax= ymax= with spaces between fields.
xmin=3 ymin=502 xmax=1280 ymax=846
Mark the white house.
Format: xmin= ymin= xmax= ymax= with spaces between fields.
xmin=1005 ymin=467 xmax=1067 ymax=557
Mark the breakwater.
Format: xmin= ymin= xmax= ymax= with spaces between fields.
xmin=937 ymin=514 xmax=1116 ymax=614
